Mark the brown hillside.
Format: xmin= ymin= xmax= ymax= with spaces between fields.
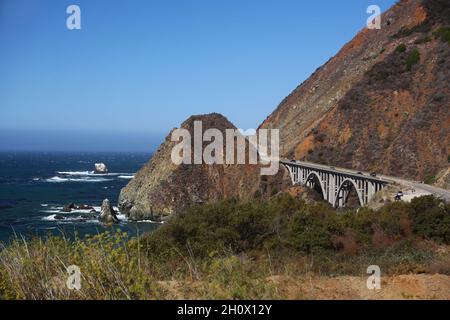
xmin=119 ymin=113 xmax=289 ymax=220
xmin=260 ymin=0 xmax=450 ymax=180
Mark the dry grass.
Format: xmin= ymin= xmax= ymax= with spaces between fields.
xmin=0 ymin=195 xmax=448 ymax=300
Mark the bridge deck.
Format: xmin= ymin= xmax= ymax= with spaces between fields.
xmin=280 ymin=159 xmax=450 ymax=203
xmin=280 ymin=159 xmax=390 ymax=185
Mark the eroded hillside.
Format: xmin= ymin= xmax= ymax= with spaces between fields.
xmin=260 ymin=0 xmax=449 ymax=180
xmin=119 ymin=113 xmax=288 ymax=220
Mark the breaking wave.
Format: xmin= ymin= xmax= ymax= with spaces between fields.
xmin=46 ymin=176 xmax=113 ymax=183
xmin=42 ymin=214 xmax=100 ymax=224
xmin=57 ymin=171 xmax=134 ymax=177
xmin=57 ymin=171 xmax=92 ymax=175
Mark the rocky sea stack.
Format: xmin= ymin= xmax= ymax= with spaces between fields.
xmin=94 ymin=163 xmax=108 ymax=174
xmin=99 ymin=199 xmax=119 ymax=224
xmin=118 ymin=113 xmax=289 ymax=221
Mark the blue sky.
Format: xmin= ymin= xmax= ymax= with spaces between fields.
xmin=0 ymin=0 xmax=397 ymax=152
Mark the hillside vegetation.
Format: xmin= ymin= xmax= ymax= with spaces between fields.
xmin=260 ymin=0 xmax=450 ymax=181
xmin=0 ymin=194 xmax=449 ymax=299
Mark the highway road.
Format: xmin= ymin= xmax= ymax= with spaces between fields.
xmin=379 ymin=175 xmax=450 ymax=202
xmin=281 ymin=159 xmax=450 ymax=202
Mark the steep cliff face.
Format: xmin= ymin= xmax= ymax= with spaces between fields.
xmin=260 ymin=0 xmax=450 ymax=180
xmin=120 ymin=0 xmax=450 ymax=218
xmin=119 ymin=113 xmax=289 ymax=220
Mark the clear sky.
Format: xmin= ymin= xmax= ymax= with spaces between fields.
xmin=0 ymin=0 xmax=397 ymax=152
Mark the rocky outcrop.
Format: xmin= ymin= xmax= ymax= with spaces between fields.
xmin=94 ymin=163 xmax=108 ymax=174
xmin=119 ymin=113 xmax=289 ymax=220
xmin=62 ymin=203 xmax=75 ymax=213
xmin=61 ymin=203 xmax=94 ymax=213
xmin=260 ymin=0 xmax=450 ymax=181
xmin=99 ymin=199 xmax=119 ymax=224
xmin=435 ymin=167 xmax=450 ymax=190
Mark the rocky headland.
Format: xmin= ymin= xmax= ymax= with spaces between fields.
xmin=118 ymin=113 xmax=289 ymax=221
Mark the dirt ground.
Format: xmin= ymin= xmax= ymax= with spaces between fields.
xmin=267 ymin=274 xmax=450 ymax=300
xmin=158 ymin=273 xmax=450 ymax=300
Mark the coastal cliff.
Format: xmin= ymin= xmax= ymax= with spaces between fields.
xmin=119 ymin=0 xmax=450 ymax=219
xmin=119 ymin=113 xmax=289 ymax=220
xmin=260 ymin=0 xmax=450 ymax=181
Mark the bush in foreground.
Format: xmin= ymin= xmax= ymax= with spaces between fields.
xmin=0 ymin=194 xmax=448 ymax=299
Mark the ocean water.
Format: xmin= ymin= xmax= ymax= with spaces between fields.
xmin=0 ymin=151 xmax=159 ymax=243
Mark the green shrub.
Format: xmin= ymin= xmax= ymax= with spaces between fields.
xmin=289 ymin=207 xmax=331 ymax=253
xmin=146 ymin=194 xmax=303 ymax=257
xmin=433 ymin=27 xmax=450 ymax=44
xmin=424 ymin=175 xmax=436 ymax=184
xmin=1 ymin=194 xmax=449 ymax=299
xmin=405 ymin=49 xmax=420 ymax=71
xmin=395 ymin=44 xmax=407 ymax=53
xmin=409 ymin=196 xmax=450 ymax=243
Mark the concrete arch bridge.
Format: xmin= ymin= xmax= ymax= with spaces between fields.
xmin=281 ymin=160 xmax=390 ymax=208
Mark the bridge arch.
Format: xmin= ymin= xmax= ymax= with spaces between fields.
xmin=335 ymin=179 xmax=363 ymax=208
xmin=305 ymin=172 xmax=326 ymax=199
xmin=281 ymin=164 xmax=296 ymax=186
xmin=280 ymin=160 xmax=390 ymax=208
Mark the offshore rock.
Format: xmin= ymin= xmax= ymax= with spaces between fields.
xmin=94 ymin=163 xmax=108 ymax=174
xmin=99 ymin=199 xmax=119 ymax=224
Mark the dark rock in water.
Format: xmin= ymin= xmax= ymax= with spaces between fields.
xmin=62 ymin=203 xmax=94 ymax=212
xmin=99 ymin=199 xmax=119 ymax=224
xmin=80 ymin=213 xmax=96 ymax=219
xmin=90 ymin=209 xmax=98 ymax=214
xmin=61 ymin=204 xmax=73 ymax=213
xmin=76 ymin=204 xmax=94 ymax=210
xmin=54 ymin=215 xmax=65 ymax=220
xmin=94 ymin=163 xmax=108 ymax=174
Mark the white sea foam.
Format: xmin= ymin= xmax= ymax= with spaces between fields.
xmin=89 ymin=172 xmax=133 ymax=177
xmin=42 ymin=214 xmax=100 ymax=224
xmin=41 ymin=203 xmax=123 ymax=224
xmin=41 ymin=211 xmax=159 ymax=225
xmin=57 ymin=171 xmax=134 ymax=177
xmin=41 ymin=209 xmax=63 ymax=214
xmin=141 ymin=220 xmax=161 ymax=223
xmin=91 ymin=206 xmax=119 ymax=211
xmin=57 ymin=171 xmax=92 ymax=175
xmin=46 ymin=176 xmax=69 ymax=182
xmin=42 ymin=214 xmax=57 ymax=221
xmin=46 ymin=176 xmax=113 ymax=183
xmin=118 ymin=175 xmax=135 ymax=179
xmin=78 ymin=178 xmax=114 ymax=182
xmin=42 ymin=205 xmax=117 ymax=213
